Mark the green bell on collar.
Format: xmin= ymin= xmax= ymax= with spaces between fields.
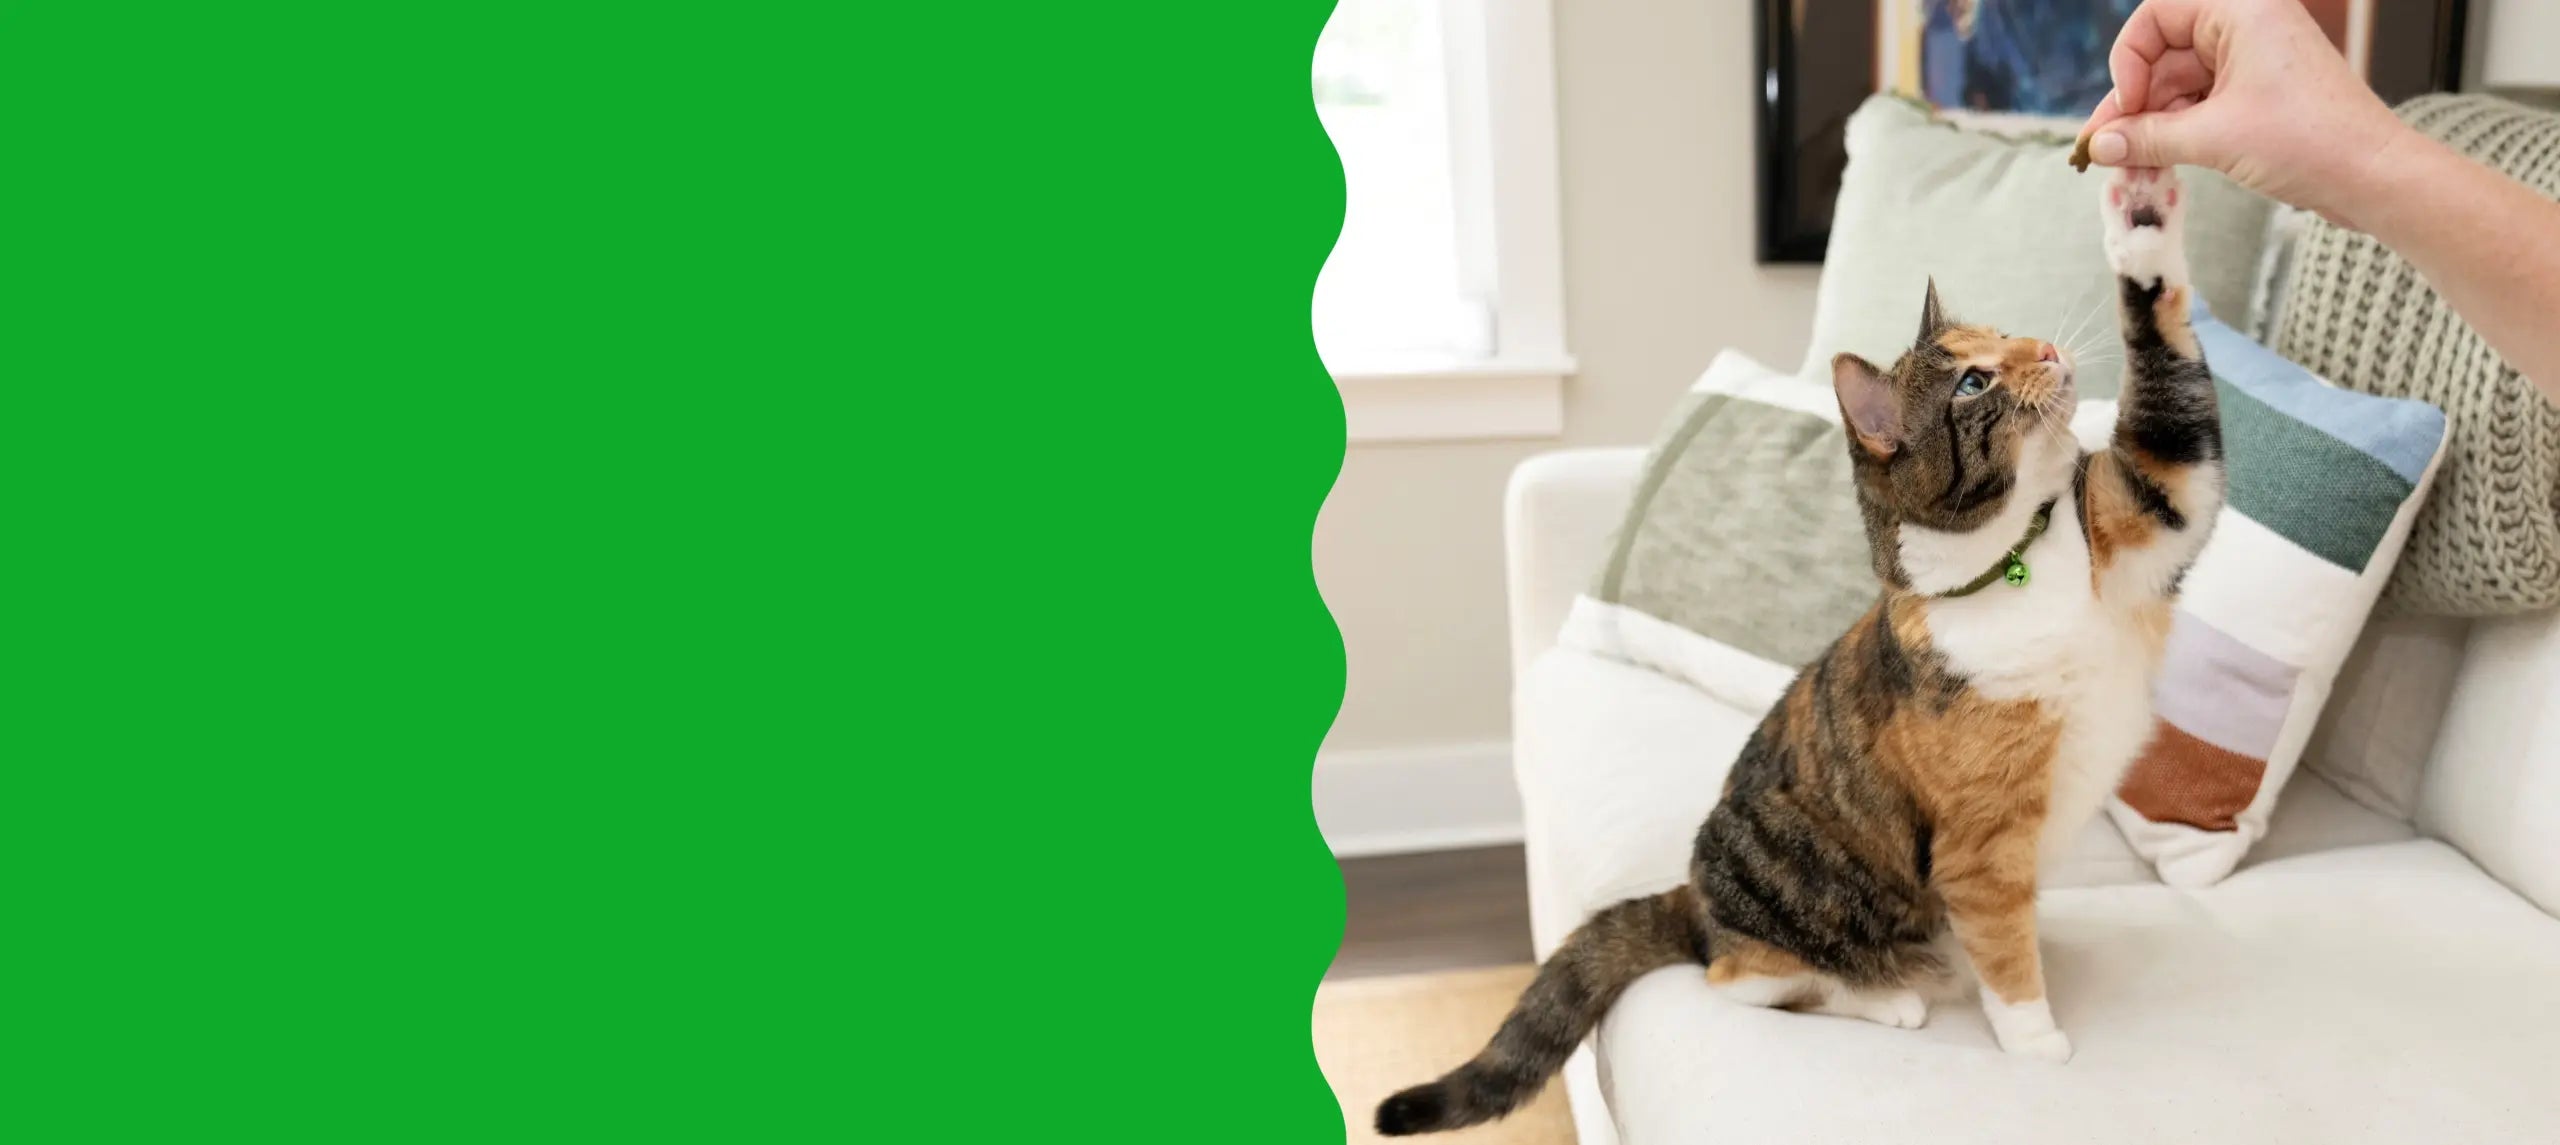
xmin=1938 ymin=500 xmax=2055 ymax=599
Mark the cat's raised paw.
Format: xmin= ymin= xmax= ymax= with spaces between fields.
xmin=2107 ymin=165 xmax=2181 ymax=229
xmin=2100 ymin=166 xmax=2187 ymax=289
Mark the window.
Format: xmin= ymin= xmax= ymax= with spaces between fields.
xmin=1313 ymin=0 xmax=1572 ymax=442
xmin=1313 ymin=0 xmax=1482 ymax=364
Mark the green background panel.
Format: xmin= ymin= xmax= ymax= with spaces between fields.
xmin=6 ymin=3 xmax=1343 ymax=1141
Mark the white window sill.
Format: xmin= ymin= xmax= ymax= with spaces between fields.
xmin=1330 ymin=355 xmax=1575 ymax=444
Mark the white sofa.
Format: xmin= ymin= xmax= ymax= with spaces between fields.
xmin=1504 ymin=447 xmax=2560 ymax=1145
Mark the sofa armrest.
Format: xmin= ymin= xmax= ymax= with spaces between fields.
xmin=1496 ymin=450 xmax=1661 ymax=1145
xmin=1505 ymin=447 xmax=1646 ymax=680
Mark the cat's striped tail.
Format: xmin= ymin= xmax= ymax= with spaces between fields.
xmin=1373 ymin=886 xmax=1708 ymax=1137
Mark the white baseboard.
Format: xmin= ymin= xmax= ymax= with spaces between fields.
xmin=1314 ymin=740 xmax=1523 ymax=858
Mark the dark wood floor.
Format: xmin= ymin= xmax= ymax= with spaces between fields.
xmin=1328 ymin=844 xmax=1536 ymax=980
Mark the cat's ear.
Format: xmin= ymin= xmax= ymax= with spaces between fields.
xmin=1832 ymin=353 xmax=1901 ymax=459
xmin=1917 ymin=277 xmax=1949 ymax=343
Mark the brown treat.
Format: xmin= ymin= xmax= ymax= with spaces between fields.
xmin=2068 ymin=131 xmax=2094 ymax=173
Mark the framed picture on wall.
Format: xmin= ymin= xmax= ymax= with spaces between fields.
xmin=1754 ymin=0 xmax=2470 ymax=263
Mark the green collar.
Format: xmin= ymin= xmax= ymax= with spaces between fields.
xmin=1936 ymin=500 xmax=2056 ymax=599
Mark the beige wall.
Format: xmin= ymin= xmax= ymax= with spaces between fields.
xmin=1318 ymin=0 xmax=1820 ymax=752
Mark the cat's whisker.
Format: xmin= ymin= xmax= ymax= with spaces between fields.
xmin=2076 ymin=295 xmax=2117 ymax=352
xmin=2035 ymin=402 xmax=2071 ymax=442
xmin=2069 ymin=307 xmax=2099 ymax=355
xmin=2067 ymin=338 xmax=2119 ymax=363
xmin=2053 ymin=287 xmax=2101 ymax=358
xmin=2048 ymin=293 xmax=2088 ymax=357
xmin=2048 ymin=292 xmax=2088 ymax=335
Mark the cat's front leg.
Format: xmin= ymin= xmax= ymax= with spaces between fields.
xmin=2083 ymin=166 xmax=2226 ymax=602
xmin=1937 ymin=824 xmax=2073 ymax=1061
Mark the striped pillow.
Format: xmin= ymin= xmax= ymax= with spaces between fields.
xmin=2105 ymin=303 xmax=2447 ymax=886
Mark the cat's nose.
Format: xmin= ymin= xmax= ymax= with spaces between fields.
xmin=2037 ymin=342 xmax=2061 ymax=364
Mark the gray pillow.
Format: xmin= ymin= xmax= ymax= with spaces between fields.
xmin=1591 ymin=358 xmax=1870 ymax=673
xmin=1563 ymin=352 xmax=1875 ymax=717
xmin=1801 ymin=96 xmax=2274 ymax=399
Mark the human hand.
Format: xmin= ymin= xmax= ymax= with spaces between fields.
xmin=2078 ymin=0 xmax=2411 ymax=226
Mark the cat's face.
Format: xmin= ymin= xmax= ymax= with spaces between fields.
xmin=1832 ymin=281 xmax=2079 ymax=538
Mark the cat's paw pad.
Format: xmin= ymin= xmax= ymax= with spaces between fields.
xmin=2107 ymin=165 xmax=2182 ymax=230
xmin=1859 ymin=989 xmax=1929 ymax=1029
xmin=2101 ymin=166 xmax=2187 ymax=288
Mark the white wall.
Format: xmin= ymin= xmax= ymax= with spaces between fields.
xmin=1315 ymin=0 xmax=1820 ymax=851
xmin=2468 ymin=0 xmax=2560 ymax=105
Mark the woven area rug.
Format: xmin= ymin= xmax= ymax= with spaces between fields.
xmin=1315 ymin=964 xmax=1577 ymax=1145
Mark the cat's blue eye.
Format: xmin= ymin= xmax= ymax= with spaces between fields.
xmin=1955 ymin=369 xmax=1991 ymax=397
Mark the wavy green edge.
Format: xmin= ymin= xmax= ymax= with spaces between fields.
xmin=1305 ymin=3 xmax=1355 ymax=1142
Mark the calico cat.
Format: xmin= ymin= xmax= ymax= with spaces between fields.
xmin=1375 ymin=165 xmax=2224 ymax=1136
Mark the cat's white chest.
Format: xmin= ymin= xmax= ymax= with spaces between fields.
xmin=1915 ymin=503 xmax=2164 ymax=863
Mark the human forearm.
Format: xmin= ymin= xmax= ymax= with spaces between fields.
xmin=2337 ymin=130 xmax=2560 ymax=406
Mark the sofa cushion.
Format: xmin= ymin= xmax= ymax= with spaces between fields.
xmin=1804 ymin=95 xmax=2273 ymax=399
xmin=1513 ymin=647 xmax=1768 ymax=956
xmin=2419 ymin=606 xmax=2560 ymax=917
xmin=2241 ymin=766 xmax=2416 ymax=869
xmin=2299 ymin=612 xmax=2472 ymax=822
xmin=1521 ymin=647 xmax=2423 ymax=1145
xmin=1596 ymin=840 xmax=2560 ymax=1144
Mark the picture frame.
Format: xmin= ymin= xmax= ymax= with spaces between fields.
xmin=1754 ymin=0 xmax=2470 ymax=264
